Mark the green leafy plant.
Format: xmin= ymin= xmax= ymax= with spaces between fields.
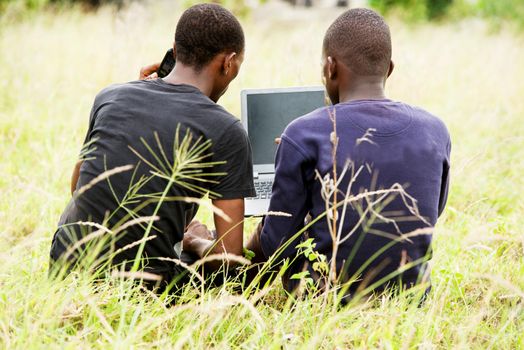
xmin=370 ymin=0 xmax=453 ymax=21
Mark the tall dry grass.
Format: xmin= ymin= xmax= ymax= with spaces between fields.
xmin=0 ymin=1 xmax=523 ymax=348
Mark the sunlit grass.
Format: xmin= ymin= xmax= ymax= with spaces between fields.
xmin=0 ymin=1 xmax=523 ymax=348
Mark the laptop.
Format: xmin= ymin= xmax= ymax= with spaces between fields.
xmin=241 ymin=86 xmax=327 ymax=216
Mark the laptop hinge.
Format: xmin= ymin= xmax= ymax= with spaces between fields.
xmin=254 ymin=171 xmax=275 ymax=179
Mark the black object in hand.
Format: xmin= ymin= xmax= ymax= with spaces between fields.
xmin=157 ymin=48 xmax=176 ymax=78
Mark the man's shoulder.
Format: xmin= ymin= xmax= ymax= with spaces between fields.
xmin=191 ymin=102 xmax=241 ymax=140
xmin=284 ymin=106 xmax=331 ymax=136
xmin=94 ymin=80 xmax=236 ymax=119
xmin=223 ymin=118 xmax=246 ymax=134
xmin=95 ymin=82 xmax=126 ymax=99
xmin=407 ymin=103 xmax=444 ymax=124
xmin=277 ymin=107 xmax=331 ymax=160
xmin=92 ymin=81 xmax=140 ymax=107
xmin=94 ymin=80 xmax=164 ymax=99
xmin=406 ymin=103 xmax=450 ymax=140
xmin=205 ymin=103 xmax=239 ymax=124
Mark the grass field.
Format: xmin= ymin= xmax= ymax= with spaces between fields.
xmin=1 ymin=1 xmax=523 ymax=348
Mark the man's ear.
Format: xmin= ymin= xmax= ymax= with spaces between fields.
xmin=223 ymin=52 xmax=237 ymax=76
xmin=327 ymin=56 xmax=338 ymax=81
xmin=387 ymin=60 xmax=394 ymax=78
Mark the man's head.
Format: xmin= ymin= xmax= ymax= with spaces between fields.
xmin=322 ymin=8 xmax=393 ymax=104
xmin=174 ymin=4 xmax=245 ymax=102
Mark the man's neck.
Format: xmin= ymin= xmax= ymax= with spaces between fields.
xmin=162 ymin=63 xmax=214 ymax=98
xmin=338 ymin=76 xmax=387 ymax=103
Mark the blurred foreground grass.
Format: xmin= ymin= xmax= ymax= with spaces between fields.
xmin=0 ymin=1 xmax=523 ymax=348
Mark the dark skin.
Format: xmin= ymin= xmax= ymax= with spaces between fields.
xmin=71 ymin=161 xmax=82 ymax=195
xmin=245 ymin=48 xmax=395 ymax=262
xmin=322 ymin=49 xmax=394 ymax=104
xmin=71 ymin=47 xmax=246 ymax=270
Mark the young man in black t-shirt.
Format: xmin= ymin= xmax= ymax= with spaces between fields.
xmin=50 ymin=4 xmax=255 ymax=289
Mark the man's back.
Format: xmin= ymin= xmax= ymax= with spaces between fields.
xmin=51 ymin=79 xmax=254 ymax=279
xmin=260 ymin=99 xmax=450 ymax=294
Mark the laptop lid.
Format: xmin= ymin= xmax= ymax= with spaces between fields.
xmin=241 ymin=86 xmax=327 ymax=174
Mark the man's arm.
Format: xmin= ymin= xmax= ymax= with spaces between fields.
xmin=212 ymin=198 xmax=244 ymax=256
xmin=183 ymin=117 xmax=254 ymax=269
xmin=243 ymin=136 xmax=311 ymax=287
xmin=71 ymin=87 xmax=104 ymax=196
xmin=183 ymin=199 xmax=245 ymax=270
xmin=70 ymin=160 xmax=83 ymax=196
xmin=437 ymin=138 xmax=451 ymax=217
xmin=256 ymin=135 xmax=312 ymax=261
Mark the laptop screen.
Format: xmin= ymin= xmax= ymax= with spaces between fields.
xmin=245 ymin=88 xmax=326 ymax=166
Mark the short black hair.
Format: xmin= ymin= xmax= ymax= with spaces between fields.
xmin=323 ymin=8 xmax=391 ymax=76
xmin=175 ymin=4 xmax=245 ymax=70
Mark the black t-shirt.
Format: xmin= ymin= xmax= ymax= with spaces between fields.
xmin=50 ymin=79 xmax=255 ymax=278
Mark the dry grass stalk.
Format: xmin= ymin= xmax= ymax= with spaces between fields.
xmin=313 ymin=106 xmax=431 ymax=306
xmin=110 ymin=270 xmax=163 ymax=281
xmin=192 ymin=253 xmax=252 ymax=267
xmin=111 ymin=235 xmax=157 ymax=257
xmin=182 ymin=197 xmax=232 ymax=223
xmin=75 ymin=164 xmax=134 ymax=197
xmin=62 ymin=216 xmax=160 ymax=262
xmin=156 ymin=257 xmax=205 ymax=285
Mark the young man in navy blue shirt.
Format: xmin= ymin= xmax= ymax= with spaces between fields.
xmin=247 ymin=8 xmax=451 ymax=299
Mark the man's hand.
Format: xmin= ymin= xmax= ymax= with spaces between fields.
xmin=139 ymin=62 xmax=161 ymax=80
xmin=183 ymin=220 xmax=215 ymax=258
xmin=182 ymin=200 xmax=245 ymax=270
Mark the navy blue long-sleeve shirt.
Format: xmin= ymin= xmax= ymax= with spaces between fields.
xmin=260 ymin=99 xmax=450 ymax=294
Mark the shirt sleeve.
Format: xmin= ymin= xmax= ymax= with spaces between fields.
xmin=260 ymin=135 xmax=312 ymax=260
xmin=438 ymin=137 xmax=451 ymax=217
xmin=79 ymin=94 xmax=103 ymax=159
xmin=209 ymin=121 xmax=256 ymax=199
xmin=82 ymin=103 xmax=97 ymax=145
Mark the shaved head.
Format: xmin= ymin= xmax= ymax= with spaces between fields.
xmin=175 ymin=4 xmax=245 ymax=71
xmin=323 ymin=8 xmax=392 ymax=76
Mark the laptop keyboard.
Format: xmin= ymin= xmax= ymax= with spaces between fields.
xmin=253 ymin=180 xmax=273 ymax=199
